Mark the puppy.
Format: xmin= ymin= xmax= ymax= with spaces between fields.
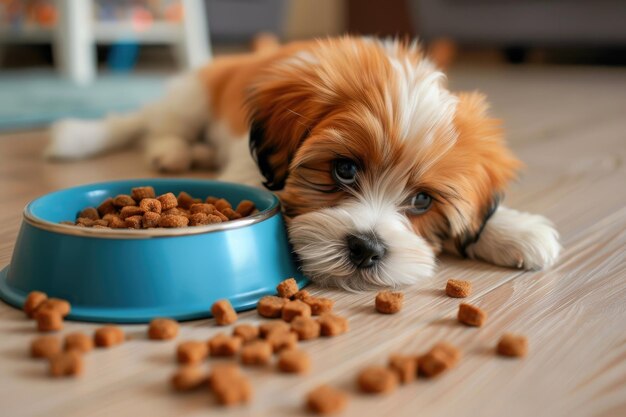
xmin=46 ymin=36 xmax=561 ymax=290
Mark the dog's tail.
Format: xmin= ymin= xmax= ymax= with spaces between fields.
xmin=45 ymin=110 xmax=147 ymax=160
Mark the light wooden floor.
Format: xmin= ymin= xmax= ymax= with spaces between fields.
xmin=0 ymin=64 xmax=625 ymax=417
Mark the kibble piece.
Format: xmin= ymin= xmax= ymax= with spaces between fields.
xmin=36 ymin=298 xmax=71 ymax=317
xmin=97 ymin=197 xmax=117 ymax=216
xmin=291 ymin=316 xmax=321 ymax=340
xmin=93 ymin=219 xmax=109 ymax=227
xmin=49 ymin=351 xmax=83 ymax=377
xmin=104 ymin=214 xmax=126 ymax=228
xmin=31 ymin=336 xmax=61 ymax=359
xmin=497 ymin=333 xmax=528 ymax=358
xmin=232 ymin=324 xmax=259 ymax=343
xmin=189 ymin=203 xmax=216 ymax=214
xmin=457 ymin=303 xmax=487 ymax=327
xmin=277 ymin=349 xmax=311 ymax=374
xmin=177 ymin=340 xmax=209 ymax=364
xmin=24 ymin=291 xmax=47 ymax=318
xmin=418 ymin=342 xmax=461 ymax=378
xmin=157 ymin=192 xmax=178 ymax=210
xmin=318 ymin=314 xmax=349 ymax=337
xmin=240 ymin=340 xmax=272 ymax=365
xmin=306 ymin=385 xmax=348 ymax=415
xmin=209 ymin=333 xmax=242 ymax=357
xmin=211 ymin=299 xmax=238 ymax=325
xmin=177 ymin=192 xmax=197 ymax=209
xmin=76 ymin=217 xmax=95 ymax=227
xmin=304 ymin=297 xmax=334 ymax=315
xmin=125 ymin=215 xmax=143 ymax=229
xmin=259 ymin=321 xmax=290 ymax=338
xmin=208 ymin=363 xmax=241 ymax=390
xmin=189 ymin=212 xmax=222 ymax=226
xmin=357 ymin=366 xmax=398 ymax=394
xmin=388 ymin=354 xmax=417 ymax=384
xmin=277 ymin=278 xmax=299 ymax=298
xmin=214 ymin=198 xmax=232 ymax=212
xmin=139 ymin=198 xmax=162 ymax=214
xmin=293 ymin=290 xmax=311 ymax=301
xmin=119 ymin=205 xmax=144 ymax=219
xmin=282 ymin=300 xmax=312 ymax=322
xmin=113 ymin=194 xmax=136 ymax=207
xmin=267 ymin=330 xmax=298 ymax=353
xmin=375 ymin=291 xmax=404 ymax=314
xmin=171 ymin=365 xmax=206 ymax=391
xmin=205 ymin=196 xmax=218 ymax=204
xmin=235 ymin=200 xmax=256 ymax=217
xmin=257 ymin=295 xmax=287 ymax=318
xmin=158 ymin=214 xmax=189 ymax=228
xmin=64 ymin=332 xmax=94 ymax=353
xmin=213 ymin=373 xmax=253 ymax=406
xmin=221 ymin=207 xmax=242 ymax=220
xmin=446 ymin=279 xmax=472 ymax=298
xmin=131 ymin=186 xmax=155 ymax=201
xmin=94 ymin=326 xmax=125 ymax=347
xmin=142 ymin=211 xmax=161 ymax=228
xmin=36 ymin=309 xmax=63 ymax=332
xmin=213 ymin=211 xmax=229 ymax=222
xmin=148 ymin=318 xmax=179 ymax=340
xmin=79 ymin=207 xmax=100 ymax=220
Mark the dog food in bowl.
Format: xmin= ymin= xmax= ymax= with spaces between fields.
xmin=61 ymin=186 xmax=257 ymax=229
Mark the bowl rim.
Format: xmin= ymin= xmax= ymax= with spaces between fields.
xmin=23 ymin=178 xmax=281 ymax=239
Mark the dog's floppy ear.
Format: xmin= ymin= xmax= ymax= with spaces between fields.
xmin=247 ymin=58 xmax=329 ymax=191
xmin=447 ymin=91 xmax=522 ymax=256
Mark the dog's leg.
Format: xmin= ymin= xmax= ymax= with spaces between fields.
xmin=464 ymin=206 xmax=561 ymax=270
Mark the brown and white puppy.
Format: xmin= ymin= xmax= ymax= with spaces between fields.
xmin=47 ymin=36 xmax=561 ymax=290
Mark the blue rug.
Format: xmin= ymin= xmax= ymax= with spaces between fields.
xmin=0 ymin=70 xmax=166 ymax=131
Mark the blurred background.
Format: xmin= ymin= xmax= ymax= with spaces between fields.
xmin=0 ymin=0 xmax=625 ymax=131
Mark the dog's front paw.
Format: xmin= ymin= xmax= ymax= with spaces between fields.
xmin=145 ymin=136 xmax=192 ymax=173
xmin=466 ymin=207 xmax=561 ymax=270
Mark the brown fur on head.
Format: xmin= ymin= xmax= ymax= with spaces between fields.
xmin=247 ymin=37 xmax=520 ymax=289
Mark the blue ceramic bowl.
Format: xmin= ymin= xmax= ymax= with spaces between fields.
xmin=0 ymin=179 xmax=306 ymax=323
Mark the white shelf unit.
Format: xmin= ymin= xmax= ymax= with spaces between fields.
xmin=0 ymin=0 xmax=211 ymax=84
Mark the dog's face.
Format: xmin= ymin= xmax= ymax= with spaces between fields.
xmin=248 ymin=38 xmax=520 ymax=290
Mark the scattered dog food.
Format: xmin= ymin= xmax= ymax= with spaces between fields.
xmin=266 ymin=330 xmax=298 ymax=353
xmin=318 ymin=314 xmax=349 ymax=337
xmin=497 ymin=333 xmax=528 ymax=358
xmin=23 ymin=291 xmax=47 ymax=317
xmin=457 ymin=303 xmax=487 ymax=327
xmin=36 ymin=298 xmax=71 ymax=318
xmin=290 ymin=316 xmax=321 ymax=340
xmin=277 ymin=349 xmax=311 ymax=374
xmin=388 ymin=354 xmax=417 ymax=384
xmin=213 ymin=372 xmax=253 ymax=406
xmin=148 ymin=318 xmax=179 ymax=340
xmin=282 ymin=300 xmax=312 ymax=322
xmin=259 ymin=321 xmax=290 ymax=338
xmin=31 ymin=335 xmax=61 ymax=359
xmin=277 ymin=278 xmax=299 ymax=298
xmin=64 ymin=332 xmax=94 ymax=353
xmin=306 ymin=385 xmax=348 ymax=415
xmin=94 ymin=326 xmax=125 ymax=348
xmin=418 ymin=342 xmax=461 ymax=378
xmin=211 ymin=299 xmax=238 ymax=325
xmin=62 ymin=187 xmax=257 ymax=229
xmin=304 ymin=296 xmax=334 ymax=315
xmin=232 ymin=324 xmax=259 ymax=343
xmin=445 ymin=279 xmax=472 ymax=298
xmin=257 ymin=296 xmax=287 ymax=318
xmin=177 ymin=340 xmax=209 ymax=364
xmin=357 ymin=366 xmax=398 ymax=394
xmin=208 ymin=333 xmax=242 ymax=357
xmin=293 ymin=289 xmax=311 ymax=301
xmin=171 ymin=365 xmax=207 ymax=391
xmin=49 ymin=351 xmax=83 ymax=377
xmin=36 ymin=309 xmax=63 ymax=332
xmin=240 ymin=340 xmax=272 ymax=366
xmin=375 ymin=291 xmax=404 ymax=314
xmin=208 ymin=363 xmax=241 ymax=390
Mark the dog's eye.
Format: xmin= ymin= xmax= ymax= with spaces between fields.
xmin=332 ymin=159 xmax=358 ymax=185
xmin=409 ymin=192 xmax=432 ymax=214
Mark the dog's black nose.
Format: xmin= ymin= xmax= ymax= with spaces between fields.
xmin=347 ymin=233 xmax=386 ymax=268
